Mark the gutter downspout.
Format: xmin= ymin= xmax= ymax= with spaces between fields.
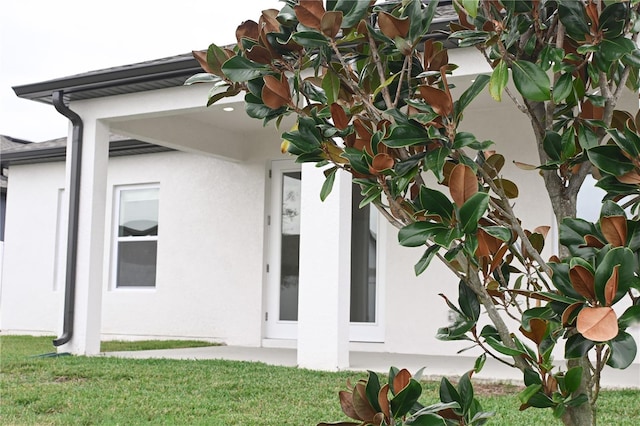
xmin=52 ymin=90 xmax=82 ymax=347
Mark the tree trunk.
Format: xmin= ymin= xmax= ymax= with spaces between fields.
xmin=527 ymin=101 xmax=595 ymax=426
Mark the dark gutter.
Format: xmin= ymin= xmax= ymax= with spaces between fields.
xmin=51 ymin=90 xmax=82 ymax=347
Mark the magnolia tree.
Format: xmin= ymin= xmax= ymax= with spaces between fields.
xmin=188 ymin=0 xmax=640 ymax=424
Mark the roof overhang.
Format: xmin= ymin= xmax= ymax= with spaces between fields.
xmin=12 ymin=54 xmax=202 ymax=105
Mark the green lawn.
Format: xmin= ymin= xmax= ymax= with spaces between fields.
xmin=1 ymin=336 xmax=638 ymax=425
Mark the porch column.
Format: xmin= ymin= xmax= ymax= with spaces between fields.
xmin=58 ymin=118 xmax=109 ymax=355
xmin=297 ymin=163 xmax=351 ymax=370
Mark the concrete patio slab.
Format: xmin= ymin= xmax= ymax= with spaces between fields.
xmin=103 ymin=345 xmax=639 ymax=389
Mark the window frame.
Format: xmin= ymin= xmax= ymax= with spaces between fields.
xmin=110 ymin=183 xmax=160 ymax=290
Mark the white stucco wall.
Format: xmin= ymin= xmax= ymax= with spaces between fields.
xmin=1 ymin=162 xmax=65 ymax=333
xmin=1 ymin=138 xmax=283 ymax=346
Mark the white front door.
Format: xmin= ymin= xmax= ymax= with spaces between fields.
xmin=264 ymin=160 xmax=384 ymax=342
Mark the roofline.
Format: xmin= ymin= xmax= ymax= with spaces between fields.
xmin=1 ymin=139 xmax=174 ymax=168
xmin=12 ymin=55 xmax=202 ymax=105
xmin=12 ymin=2 xmax=456 ymax=105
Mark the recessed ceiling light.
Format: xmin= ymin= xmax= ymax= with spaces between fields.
xmin=223 ymin=107 xmax=234 ymax=112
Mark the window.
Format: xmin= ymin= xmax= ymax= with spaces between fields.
xmin=113 ymin=185 xmax=159 ymax=288
xmin=350 ymin=184 xmax=377 ymax=323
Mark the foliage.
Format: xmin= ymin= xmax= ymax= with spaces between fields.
xmin=189 ymin=1 xmax=640 ymax=425
xmin=319 ymin=367 xmax=492 ymax=426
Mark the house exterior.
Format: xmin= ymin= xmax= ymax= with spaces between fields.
xmin=1 ymin=45 xmax=638 ymax=382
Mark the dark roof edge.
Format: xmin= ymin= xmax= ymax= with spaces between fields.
xmin=13 ymin=55 xmax=202 ymax=104
xmin=1 ymin=139 xmax=174 ymax=168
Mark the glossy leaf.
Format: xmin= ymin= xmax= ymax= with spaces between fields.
xmin=418 ymin=187 xmax=454 ymax=221
xmin=398 ymin=222 xmax=448 ymax=247
xmin=606 ymin=331 xmax=638 ymax=369
xmin=565 ymin=333 xmax=595 ymax=359
xmin=484 ymin=336 xmax=526 ymax=357
xmin=576 ymin=306 xmax=619 ymax=342
xmin=588 ymin=145 xmax=634 ymax=176
xmin=569 ymin=264 xmax=596 ymax=301
xmin=449 ymin=164 xmax=478 ymax=207
xmin=384 ymin=124 xmax=428 ymax=148
xmin=459 ymin=192 xmax=489 ymax=234
xmin=564 ymin=366 xmax=583 ymax=395
xmin=553 ymin=73 xmax=573 ymax=103
xmin=489 ymin=61 xmax=508 ymax=101
xmin=511 ymin=60 xmax=551 ymax=102
xmin=458 ymin=373 xmax=474 ymax=413
xmin=415 ymin=244 xmax=440 ymax=276
xmin=221 ymin=56 xmax=267 ymax=82
xmin=459 ymin=281 xmax=480 ymax=321
xmin=330 ymin=0 xmax=370 ymax=28
xmin=455 ymin=74 xmax=489 ymax=118
xmin=618 ymin=305 xmax=640 ymax=329
xmin=364 ymin=371 xmax=382 ymax=413
xmin=390 ymin=378 xmax=422 ymax=418
xmin=594 ymin=247 xmax=634 ymax=305
xmin=294 ymin=0 xmax=324 ymax=30
xmin=558 ymin=0 xmax=591 ymax=41
xmin=378 ymin=11 xmax=409 ymax=39
xmin=320 ymin=167 xmax=337 ymax=201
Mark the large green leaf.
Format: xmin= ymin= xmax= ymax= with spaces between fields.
xmin=594 ymin=246 xmax=634 ymax=305
xmin=484 ymin=336 xmax=527 ymax=357
xmin=406 ymin=413 xmax=446 ymax=426
xmin=384 ymin=123 xmax=429 ymax=148
xmin=606 ymin=332 xmax=637 ymax=369
xmin=458 ymin=192 xmax=489 ymax=234
xmin=618 ymin=305 xmax=640 ymax=329
xmin=292 ymin=31 xmax=329 ymax=48
xmin=398 ymin=222 xmax=449 ymax=247
xmin=599 ymin=1 xmax=629 ymax=38
xmin=424 ymin=147 xmax=449 ymax=182
xmin=587 ymin=145 xmax=634 ymax=176
xmin=597 ymin=36 xmax=636 ymax=63
xmin=439 ymin=377 xmax=461 ymax=406
xmin=414 ymin=245 xmax=440 ymax=276
xmin=558 ymin=0 xmax=590 ymax=41
xmin=457 ymin=373 xmax=474 ymax=413
xmin=553 ymin=73 xmax=573 ymax=103
xmin=390 ymin=379 xmax=423 ymax=418
xmin=459 ymin=281 xmax=480 ymax=322
xmin=365 ymin=371 xmax=382 ymax=413
xmin=511 ymin=60 xmax=551 ymax=101
xmin=418 ymin=187 xmax=454 ymax=221
xmin=221 ymin=56 xmax=268 ymax=82
xmin=330 ymin=0 xmax=370 ymax=28
xmin=564 ymin=366 xmax=583 ymax=394
xmin=455 ymin=74 xmax=489 ymax=119
xmin=489 ymin=61 xmax=508 ymax=101
xmin=320 ymin=167 xmax=337 ymax=201
xmin=608 ymin=127 xmax=640 ymax=158
xmin=565 ymin=333 xmax=595 ymax=359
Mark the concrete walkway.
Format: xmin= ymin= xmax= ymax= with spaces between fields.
xmin=103 ymin=345 xmax=639 ymax=389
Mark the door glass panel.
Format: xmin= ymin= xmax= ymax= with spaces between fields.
xmin=279 ymin=171 xmax=301 ymax=321
xmin=350 ymin=186 xmax=377 ymax=323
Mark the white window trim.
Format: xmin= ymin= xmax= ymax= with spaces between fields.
xmin=110 ymin=183 xmax=160 ymax=291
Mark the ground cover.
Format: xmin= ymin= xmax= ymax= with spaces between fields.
xmin=1 ymin=336 xmax=638 ymax=425
xmin=100 ymin=339 xmax=219 ymax=352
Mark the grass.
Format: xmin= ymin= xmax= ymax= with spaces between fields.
xmin=100 ymin=339 xmax=219 ymax=352
xmin=1 ymin=335 xmax=638 ymax=425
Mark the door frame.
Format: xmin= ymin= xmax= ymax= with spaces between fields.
xmin=263 ymin=159 xmax=385 ymax=342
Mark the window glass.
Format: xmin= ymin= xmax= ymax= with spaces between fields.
xmin=115 ymin=186 xmax=159 ymax=288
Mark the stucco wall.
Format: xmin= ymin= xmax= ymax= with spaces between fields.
xmin=1 ymin=137 xmax=283 ymax=346
xmin=1 ymin=161 xmax=65 ymax=333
